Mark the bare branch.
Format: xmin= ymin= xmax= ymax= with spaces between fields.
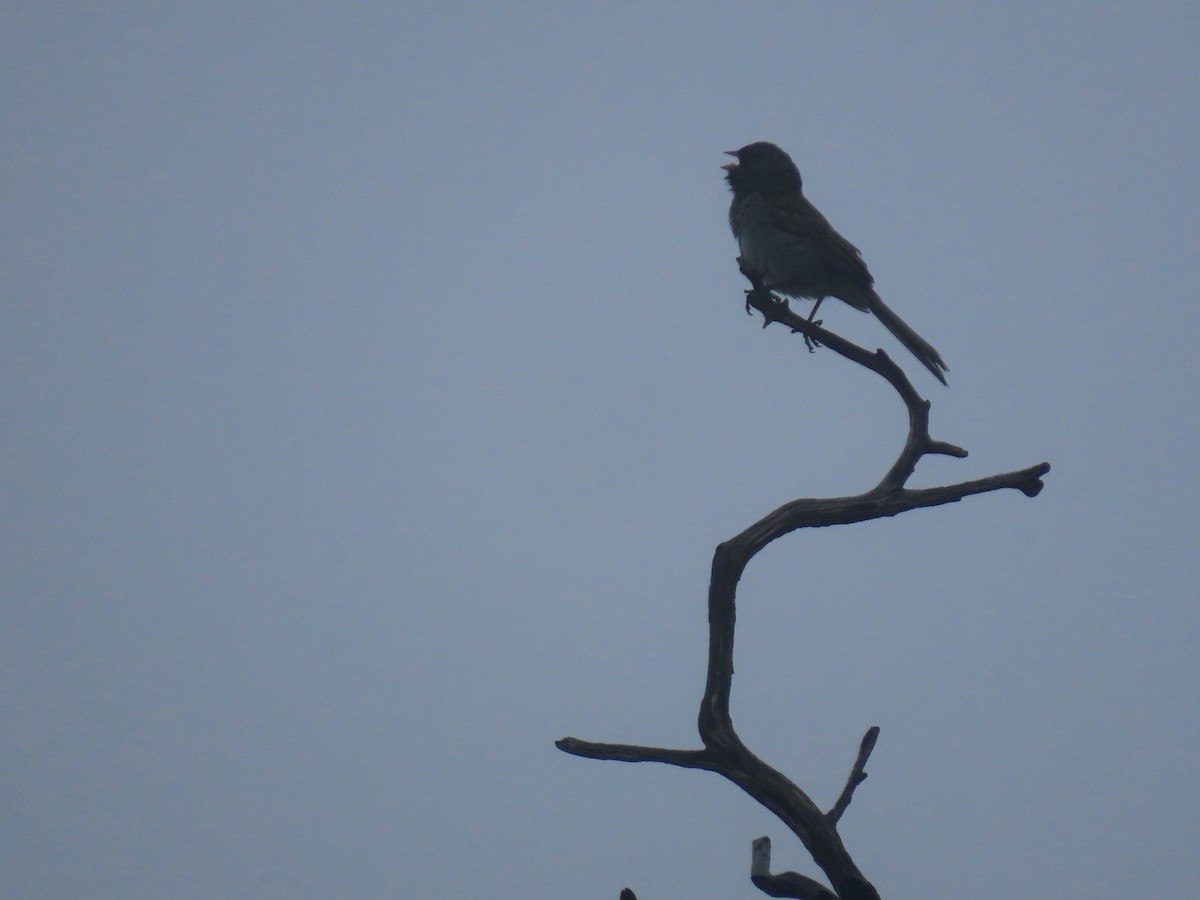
xmin=555 ymin=738 xmax=715 ymax=771
xmin=752 ymin=836 xmax=839 ymax=900
xmin=828 ymin=728 xmax=880 ymax=824
xmin=557 ymin=268 xmax=1050 ymax=898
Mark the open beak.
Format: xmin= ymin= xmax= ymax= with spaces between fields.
xmin=721 ymin=150 xmax=738 ymax=172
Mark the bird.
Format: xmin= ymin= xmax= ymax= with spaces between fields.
xmin=723 ymin=141 xmax=948 ymax=385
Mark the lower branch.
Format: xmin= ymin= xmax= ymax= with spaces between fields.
xmin=554 ymin=738 xmax=716 ymax=771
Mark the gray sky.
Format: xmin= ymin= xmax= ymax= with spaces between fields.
xmin=4 ymin=3 xmax=1199 ymax=898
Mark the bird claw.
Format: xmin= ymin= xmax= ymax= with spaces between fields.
xmin=797 ymin=298 xmax=825 ymax=352
xmin=744 ymin=289 xmax=788 ymax=316
xmin=753 ymin=293 xmax=790 ymax=328
xmin=789 ymin=322 xmax=824 ymax=352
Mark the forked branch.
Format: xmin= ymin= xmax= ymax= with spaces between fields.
xmin=557 ymin=267 xmax=1050 ymax=899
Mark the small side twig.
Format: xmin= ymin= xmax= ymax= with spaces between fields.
xmin=752 ymin=836 xmax=839 ymax=900
xmin=827 ymin=727 xmax=879 ymax=825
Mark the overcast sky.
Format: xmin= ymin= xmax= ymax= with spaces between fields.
xmin=4 ymin=3 xmax=1199 ymax=898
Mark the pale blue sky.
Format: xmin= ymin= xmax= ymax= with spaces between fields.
xmin=4 ymin=3 xmax=1199 ymax=898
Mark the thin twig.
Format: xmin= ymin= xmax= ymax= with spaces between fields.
xmin=828 ymin=728 xmax=880 ymax=824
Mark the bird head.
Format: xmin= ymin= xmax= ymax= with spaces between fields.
xmin=723 ymin=142 xmax=803 ymax=194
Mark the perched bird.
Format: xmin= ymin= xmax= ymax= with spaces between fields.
xmin=723 ymin=141 xmax=948 ymax=384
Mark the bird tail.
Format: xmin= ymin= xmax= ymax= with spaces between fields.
xmin=866 ymin=294 xmax=949 ymax=385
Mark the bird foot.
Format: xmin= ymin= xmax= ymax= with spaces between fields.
xmin=746 ymin=290 xmax=790 ymax=326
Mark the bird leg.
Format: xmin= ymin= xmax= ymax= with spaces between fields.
xmin=800 ymin=298 xmax=825 ymax=352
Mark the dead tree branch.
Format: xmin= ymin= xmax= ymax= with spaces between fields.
xmin=557 ymin=267 xmax=1050 ymax=899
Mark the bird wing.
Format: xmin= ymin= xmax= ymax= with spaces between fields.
xmin=760 ymin=191 xmax=875 ymax=309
